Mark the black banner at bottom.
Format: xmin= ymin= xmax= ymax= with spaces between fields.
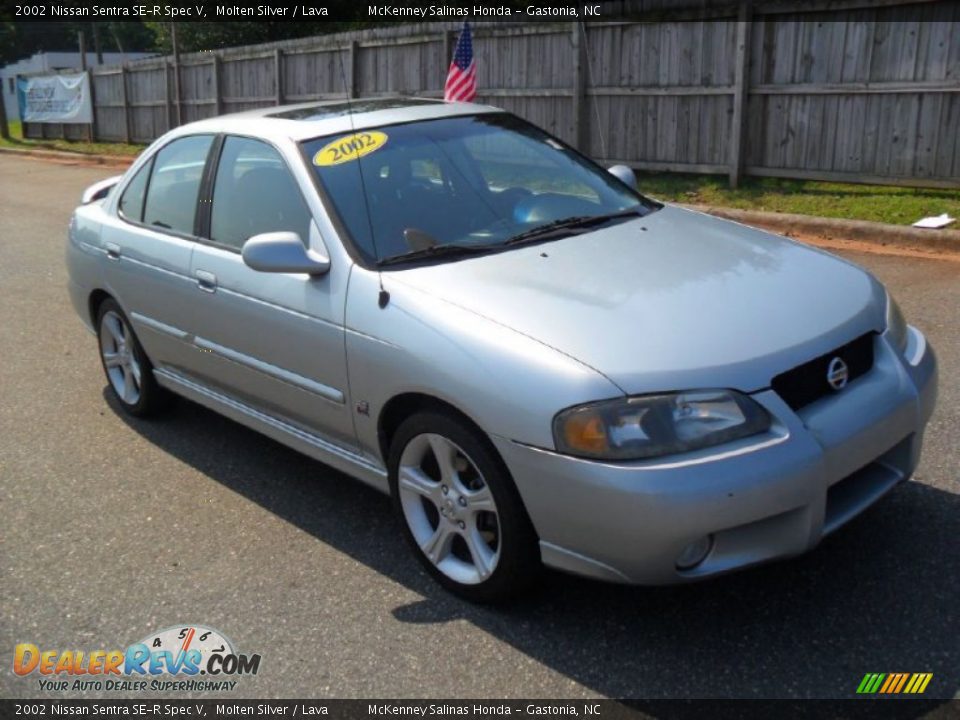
xmin=0 ymin=700 xmax=953 ymax=720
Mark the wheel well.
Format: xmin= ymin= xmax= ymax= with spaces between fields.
xmin=378 ymin=393 xmax=487 ymax=463
xmin=88 ymin=289 xmax=112 ymax=327
xmin=377 ymin=392 xmax=540 ymax=545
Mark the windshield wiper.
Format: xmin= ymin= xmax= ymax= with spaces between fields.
xmin=378 ymin=243 xmax=494 ymax=267
xmin=501 ymin=209 xmax=643 ymax=247
xmin=376 ymin=209 xmax=643 ymax=266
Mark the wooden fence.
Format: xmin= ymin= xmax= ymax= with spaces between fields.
xmin=21 ymin=0 xmax=960 ymax=188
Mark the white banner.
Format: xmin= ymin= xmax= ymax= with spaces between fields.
xmin=17 ymin=72 xmax=93 ymax=124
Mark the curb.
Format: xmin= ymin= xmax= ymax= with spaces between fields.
xmin=680 ymin=203 xmax=960 ymax=255
xmin=0 ymin=145 xmax=135 ymax=169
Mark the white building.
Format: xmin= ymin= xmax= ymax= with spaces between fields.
xmin=2 ymin=50 xmax=156 ymax=121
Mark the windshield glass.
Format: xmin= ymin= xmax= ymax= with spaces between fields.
xmin=302 ymin=113 xmax=654 ymax=265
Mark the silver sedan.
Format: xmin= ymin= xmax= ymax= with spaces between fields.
xmin=66 ymin=98 xmax=938 ymax=602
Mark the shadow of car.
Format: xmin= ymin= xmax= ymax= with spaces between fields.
xmin=105 ymin=388 xmax=959 ymax=703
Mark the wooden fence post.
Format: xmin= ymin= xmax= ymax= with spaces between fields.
xmin=171 ymin=24 xmax=182 ymax=126
xmin=120 ymin=63 xmax=130 ymax=144
xmin=86 ymin=69 xmax=96 ymax=142
xmin=212 ymin=55 xmax=222 ymax=116
xmin=0 ymin=76 xmax=10 ymax=139
xmin=274 ymin=49 xmax=283 ymax=105
xmin=728 ymin=1 xmax=752 ymax=188
xmin=571 ymin=22 xmax=587 ymax=153
xmin=441 ymin=29 xmax=455 ymax=94
xmin=349 ymin=41 xmax=360 ymax=98
xmin=119 ymin=65 xmax=130 ymax=143
xmin=164 ymin=61 xmax=173 ymax=131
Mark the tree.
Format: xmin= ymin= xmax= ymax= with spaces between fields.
xmin=0 ymin=21 xmax=158 ymax=66
xmin=145 ymin=21 xmax=371 ymax=54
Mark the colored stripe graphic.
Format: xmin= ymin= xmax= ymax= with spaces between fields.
xmin=857 ymin=672 xmax=932 ymax=694
xmin=856 ymin=673 xmax=885 ymax=694
xmin=892 ymin=673 xmax=910 ymax=693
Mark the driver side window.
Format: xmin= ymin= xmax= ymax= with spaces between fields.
xmin=209 ymin=136 xmax=312 ymax=251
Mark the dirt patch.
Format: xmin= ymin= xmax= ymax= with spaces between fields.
xmin=767 ymin=228 xmax=960 ymax=263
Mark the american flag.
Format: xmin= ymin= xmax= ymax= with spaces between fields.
xmin=444 ymin=23 xmax=477 ymax=103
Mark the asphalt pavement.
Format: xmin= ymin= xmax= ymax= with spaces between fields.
xmin=1 ymin=154 xmax=957 ymax=702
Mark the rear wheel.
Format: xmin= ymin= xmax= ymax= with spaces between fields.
xmin=388 ymin=410 xmax=541 ymax=603
xmin=96 ymin=299 xmax=170 ymax=417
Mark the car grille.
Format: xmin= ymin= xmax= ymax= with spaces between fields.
xmin=771 ymin=332 xmax=876 ymax=411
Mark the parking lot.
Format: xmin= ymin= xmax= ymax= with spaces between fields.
xmin=1 ymin=153 xmax=957 ymax=701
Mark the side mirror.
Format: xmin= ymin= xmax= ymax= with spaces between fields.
xmin=607 ymin=164 xmax=637 ymax=190
xmin=241 ymin=232 xmax=330 ymax=275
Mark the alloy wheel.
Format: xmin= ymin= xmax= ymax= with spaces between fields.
xmin=397 ymin=433 xmax=502 ymax=585
xmin=99 ymin=310 xmax=142 ymax=405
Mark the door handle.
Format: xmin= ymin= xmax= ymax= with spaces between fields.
xmin=195 ymin=270 xmax=217 ymax=293
xmin=104 ymin=242 xmax=121 ymax=261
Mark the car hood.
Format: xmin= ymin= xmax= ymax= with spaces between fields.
xmin=388 ymin=205 xmax=886 ymax=395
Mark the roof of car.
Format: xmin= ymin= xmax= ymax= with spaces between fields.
xmin=177 ymin=96 xmax=502 ymax=144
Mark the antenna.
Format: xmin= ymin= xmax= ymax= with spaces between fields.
xmin=335 ymin=40 xmax=389 ymax=308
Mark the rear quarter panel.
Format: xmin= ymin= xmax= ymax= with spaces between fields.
xmin=66 ymin=201 xmax=109 ymax=331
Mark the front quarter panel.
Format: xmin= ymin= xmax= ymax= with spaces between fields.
xmin=345 ymin=267 xmax=623 ymax=460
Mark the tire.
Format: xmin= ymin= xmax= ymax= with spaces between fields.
xmin=96 ymin=298 xmax=170 ymax=417
xmin=388 ymin=410 xmax=541 ymax=603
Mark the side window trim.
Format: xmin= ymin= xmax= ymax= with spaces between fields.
xmin=139 ymin=156 xmax=155 ymax=223
xmin=116 ymin=133 xmax=218 ymax=244
xmin=195 ymin=134 xmax=224 ymax=240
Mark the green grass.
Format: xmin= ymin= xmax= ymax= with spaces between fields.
xmin=0 ymin=120 xmax=145 ymax=158
xmin=636 ymin=173 xmax=960 ymax=227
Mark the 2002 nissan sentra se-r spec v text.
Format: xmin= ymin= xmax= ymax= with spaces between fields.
xmin=67 ymin=98 xmax=938 ymax=602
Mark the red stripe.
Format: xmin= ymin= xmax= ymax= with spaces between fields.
xmin=456 ymin=77 xmax=477 ymax=102
xmin=445 ymin=62 xmax=476 ymax=102
xmin=445 ymin=69 xmax=464 ymax=92
xmin=446 ymin=72 xmax=470 ymax=99
xmin=446 ymin=66 xmax=466 ymax=88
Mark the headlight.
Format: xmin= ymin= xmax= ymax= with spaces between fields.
xmin=553 ymin=390 xmax=771 ymax=461
xmin=885 ymin=293 xmax=908 ymax=353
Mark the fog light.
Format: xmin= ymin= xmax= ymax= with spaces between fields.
xmin=675 ymin=535 xmax=713 ymax=570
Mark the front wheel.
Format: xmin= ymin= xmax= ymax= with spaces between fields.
xmin=388 ymin=410 xmax=541 ymax=603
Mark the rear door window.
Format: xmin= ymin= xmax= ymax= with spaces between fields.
xmin=141 ymin=135 xmax=214 ymax=236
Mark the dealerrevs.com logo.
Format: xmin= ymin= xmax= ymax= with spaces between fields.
xmin=13 ymin=625 xmax=261 ymax=693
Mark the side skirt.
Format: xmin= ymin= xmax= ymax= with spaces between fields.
xmin=154 ymin=368 xmax=389 ymax=494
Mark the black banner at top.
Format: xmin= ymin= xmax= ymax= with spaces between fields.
xmin=2 ymin=0 xmax=760 ymax=24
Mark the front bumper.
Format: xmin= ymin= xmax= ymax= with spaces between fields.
xmin=493 ymin=328 xmax=938 ymax=585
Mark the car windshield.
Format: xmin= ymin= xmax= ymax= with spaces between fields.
xmin=302 ymin=113 xmax=655 ymax=265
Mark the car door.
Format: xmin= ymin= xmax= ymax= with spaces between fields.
xmin=185 ymin=134 xmax=354 ymax=446
xmin=99 ymin=134 xmax=215 ymax=372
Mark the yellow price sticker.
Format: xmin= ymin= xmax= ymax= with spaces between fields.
xmin=313 ymin=131 xmax=388 ymax=167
